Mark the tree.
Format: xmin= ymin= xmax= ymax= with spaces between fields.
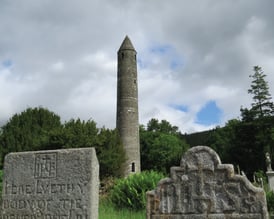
xmin=204 ymin=67 xmax=274 ymax=177
xmin=147 ymin=118 xmax=179 ymax=134
xmin=0 ymin=108 xmax=126 ymax=178
xmin=246 ymin=66 xmax=274 ymax=119
xmin=0 ymin=107 xmax=62 ymax=168
xmin=238 ymin=66 xmax=274 ymax=173
xmin=247 ymin=66 xmax=274 ymax=155
xmin=51 ymin=118 xmax=99 ymax=149
xmin=207 ymin=119 xmax=240 ymax=163
xmin=140 ymin=119 xmax=189 ymax=173
xmin=48 ymin=119 xmax=125 ymax=178
xmin=96 ymin=128 xmax=125 ymax=178
xmin=228 ymin=120 xmax=262 ymax=177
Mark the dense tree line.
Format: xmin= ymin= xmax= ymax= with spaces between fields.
xmin=186 ymin=66 xmax=274 ymax=178
xmin=0 ymin=108 xmax=188 ymax=178
xmin=0 ymin=108 xmax=125 ymax=178
xmin=1 ymin=66 xmax=273 ymax=180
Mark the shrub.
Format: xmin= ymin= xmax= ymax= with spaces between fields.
xmin=110 ymin=171 xmax=164 ymax=211
xmin=254 ymin=170 xmax=267 ymax=185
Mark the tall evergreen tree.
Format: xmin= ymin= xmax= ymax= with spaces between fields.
xmin=247 ymin=66 xmax=274 ymax=118
xmin=239 ymin=66 xmax=274 ymax=172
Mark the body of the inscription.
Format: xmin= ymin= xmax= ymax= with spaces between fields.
xmin=1 ymin=148 xmax=99 ymax=219
xmin=146 ymin=146 xmax=269 ymax=219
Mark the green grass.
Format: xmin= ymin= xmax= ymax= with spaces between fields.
xmin=99 ymin=197 xmax=145 ymax=219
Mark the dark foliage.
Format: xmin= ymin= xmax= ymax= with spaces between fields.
xmin=140 ymin=119 xmax=189 ymax=174
xmin=183 ymin=129 xmax=214 ymax=147
xmin=0 ymin=107 xmax=125 ymax=179
xmin=0 ymin=107 xmax=62 ymax=168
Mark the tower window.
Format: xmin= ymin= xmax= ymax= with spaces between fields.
xmin=131 ymin=162 xmax=135 ymax=172
xmin=121 ymin=53 xmax=124 ymax=59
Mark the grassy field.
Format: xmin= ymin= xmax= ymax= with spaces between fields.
xmin=99 ymin=198 xmax=145 ymax=219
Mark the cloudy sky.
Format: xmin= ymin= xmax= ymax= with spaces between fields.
xmin=1 ymin=0 xmax=274 ymax=133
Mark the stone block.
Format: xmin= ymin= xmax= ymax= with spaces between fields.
xmin=146 ymin=146 xmax=269 ymax=219
xmin=267 ymin=171 xmax=274 ymax=192
xmin=0 ymin=148 xmax=99 ymax=219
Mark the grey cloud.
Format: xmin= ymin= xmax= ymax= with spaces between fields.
xmin=1 ymin=0 xmax=274 ymax=132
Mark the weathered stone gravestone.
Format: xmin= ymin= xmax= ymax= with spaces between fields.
xmin=0 ymin=148 xmax=99 ymax=219
xmin=146 ymin=146 xmax=269 ymax=219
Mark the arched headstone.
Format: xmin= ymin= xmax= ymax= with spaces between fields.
xmin=146 ymin=146 xmax=268 ymax=219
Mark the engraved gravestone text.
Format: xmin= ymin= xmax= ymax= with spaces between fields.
xmin=1 ymin=148 xmax=99 ymax=219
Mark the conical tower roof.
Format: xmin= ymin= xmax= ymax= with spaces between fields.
xmin=118 ymin=35 xmax=136 ymax=51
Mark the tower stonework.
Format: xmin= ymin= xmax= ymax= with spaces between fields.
xmin=116 ymin=36 xmax=140 ymax=176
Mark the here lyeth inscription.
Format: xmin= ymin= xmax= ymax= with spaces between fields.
xmin=0 ymin=148 xmax=99 ymax=219
xmin=146 ymin=146 xmax=269 ymax=219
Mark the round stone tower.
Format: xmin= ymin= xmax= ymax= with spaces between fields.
xmin=116 ymin=36 xmax=140 ymax=176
